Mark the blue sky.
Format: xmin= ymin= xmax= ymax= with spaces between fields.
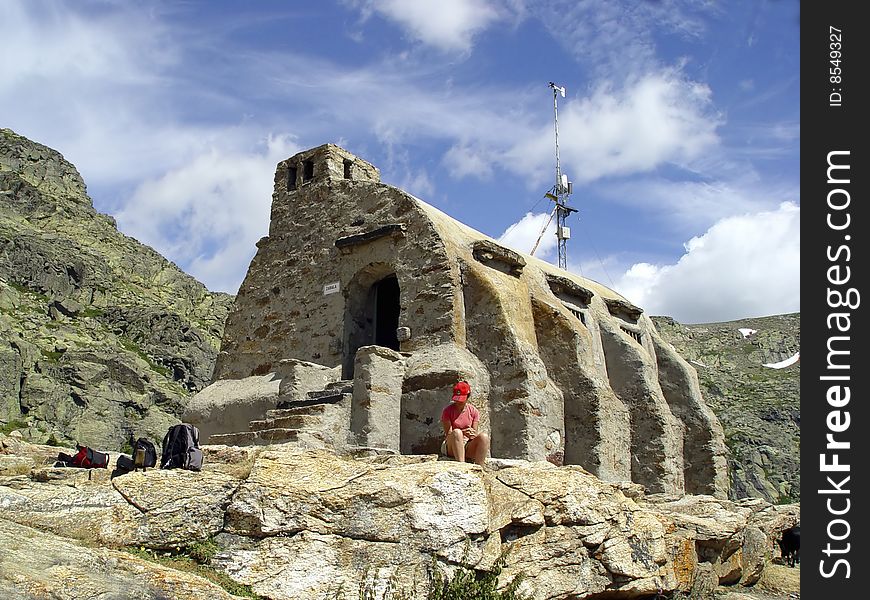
xmin=1 ymin=0 xmax=799 ymax=323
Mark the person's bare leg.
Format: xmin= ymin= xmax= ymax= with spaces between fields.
xmin=466 ymin=433 xmax=489 ymax=466
xmin=448 ymin=429 xmax=465 ymax=463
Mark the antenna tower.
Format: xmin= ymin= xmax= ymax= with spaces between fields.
xmin=546 ymin=82 xmax=576 ymax=270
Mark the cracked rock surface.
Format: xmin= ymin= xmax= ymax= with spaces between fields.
xmin=1 ymin=435 xmax=799 ymax=600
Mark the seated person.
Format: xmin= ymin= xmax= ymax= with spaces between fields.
xmin=440 ymin=381 xmax=489 ymax=466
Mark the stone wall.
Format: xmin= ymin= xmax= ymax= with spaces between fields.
xmin=209 ymin=144 xmax=728 ymax=498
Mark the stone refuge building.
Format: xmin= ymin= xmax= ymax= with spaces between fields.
xmin=187 ymin=144 xmax=728 ymax=498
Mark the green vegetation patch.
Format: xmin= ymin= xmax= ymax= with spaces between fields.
xmin=40 ymin=349 xmax=64 ymax=361
xmin=1 ymin=419 xmax=30 ymax=435
xmin=120 ymin=337 xmax=172 ymax=379
xmin=429 ymin=553 xmax=528 ymax=600
xmin=10 ymin=281 xmax=49 ymax=303
xmin=124 ymin=542 xmax=265 ymax=599
xmin=328 ymin=551 xmax=530 ymax=600
xmin=45 ymin=433 xmax=65 ymax=447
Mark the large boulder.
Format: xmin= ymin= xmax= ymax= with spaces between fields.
xmin=0 ymin=518 xmax=245 ymax=599
xmin=184 ymin=360 xmax=340 ymax=443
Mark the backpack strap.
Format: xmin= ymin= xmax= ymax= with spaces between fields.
xmin=185 ymin=424 xmax=200 ymax=447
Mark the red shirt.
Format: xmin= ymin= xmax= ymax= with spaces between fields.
xmin=441 ymin=402 xmax=480 ymax=437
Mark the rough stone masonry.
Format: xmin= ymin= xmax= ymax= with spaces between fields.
xmin=192 ymin=144 xmax=728 ymax=498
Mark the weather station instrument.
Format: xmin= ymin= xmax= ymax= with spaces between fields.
xmin=530 ymin=82 xmax=577 ymax=270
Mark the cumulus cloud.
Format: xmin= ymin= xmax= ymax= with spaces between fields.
xmin=116 ymin=135 xmax=300 ymax=293
xmin=399 ymin=170 xmax=437 ymax=199
xmin=352 ymin=0 xmax=504 ymax=52
xmin=498 ymin=211 xmax=558 ymax=258
xmin=503 ymin=71 xmax=721 ymax=186
xmin=2 ymin=0 xmax=796 ymax=308
xmin=0 ymin=1 xmax=187 ymax=184
xmin=0 ymin=1 xmax=174 ymax=86
xmin=3 ymin=1 xmax=721 ymax=195
xmin=613 ymin=202 xmax=800 ymax=323
xmin=442 ymin=144 xmax=495 ymax=180
xmin=1 ymin=2 xmax=292 ymax=191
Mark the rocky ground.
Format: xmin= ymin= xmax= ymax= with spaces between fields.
xmin=717 ymin=563 xmax=800 ymax=599
xmin=1 ymin=433 xmax=800 ymax=600
xmin=1 ymin=128 xmax=233 ymax=450
xmin=652 ymin=315 xmax=799 ymax=504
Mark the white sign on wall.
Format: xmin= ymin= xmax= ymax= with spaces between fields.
xmin=323 ymin=281 xmax=340 ymax=295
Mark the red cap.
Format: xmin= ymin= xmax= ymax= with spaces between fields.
xmin=452 ymin=381 xmax=471 ymax=402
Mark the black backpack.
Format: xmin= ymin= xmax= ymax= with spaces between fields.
xmin=133 ymin=437 xmax=157 ymax=471
xmin=160 ymin=424 xmax=203 ymax=471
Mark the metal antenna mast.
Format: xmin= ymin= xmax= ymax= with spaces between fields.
xmin=546 ymin=81 xmax=576 ymax=270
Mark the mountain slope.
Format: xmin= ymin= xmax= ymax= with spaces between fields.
xmin=652 ymin=313 xmax=799 ymax=503
xmin=0 ymin=128 xmax=233 ymax=449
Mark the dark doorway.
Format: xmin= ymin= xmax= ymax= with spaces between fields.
xmin=343 ymin=271 xmax=401 ymax=378
xmin=374 ymin=276 xmax=400 ymax=351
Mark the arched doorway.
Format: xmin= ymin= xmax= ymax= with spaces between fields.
xmin=343 ymin=269 xmax=401 ymax=378
xmin=372 ymin=275 xmax=401 ymax=351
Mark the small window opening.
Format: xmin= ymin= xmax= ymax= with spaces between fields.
xmin=621 ymin=326 xmax=642 ymax=344
xmin=569 ymin=308 xmax=586 ymax=325
xmin=559 ymin=300 xmax=587 ymax=327
xmin=287 ymin=166 xmax=297 ymax=191
xmin=303 ymin=159 xmax=314 ymax=183
xmin=343 ymin=159 xmax=353 ymax=179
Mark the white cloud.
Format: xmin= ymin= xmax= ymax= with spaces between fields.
xmin=613 ymin=202 xmax=800 ymax=323
xmin=597 ymin=175 xmax=797 ymax=233
xmin=0 ymin=1 xmax=174 ymax=86
xmin=0 ymin=2 xmax=308 ymax=294
xmin=0 ymin=1 xmax=187 ymax=184
xmin=442 ymin=144 xmax=495 ymax=180
xmin=1 ymin=0 xmax=797 ymax=305
xmin=3 ymin=1 xmax=721 ymax=196
xmin=400 ymin=170 xmax=437 ymax=199
xmin=498 ymin=211 xmax=557 ymax=257
xmin=530 ymin=0 xmax=711 ymax=77
xmin=116 ymin=135 xmax=300 ymax=293
xmin=502 ymin=71 xmax=721 ymax=186
xmin=0 ymin=2 xmax=296 ymax=193
xmin=354 ymin=0 xmax=503 ymax=52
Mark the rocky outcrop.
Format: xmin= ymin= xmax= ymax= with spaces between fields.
xmin=0 ymin=434 xmax=798 ymax=600
xmin=0 ymin=519 xmax=247 ymax=600
xmin=651 ymin=314 xmax=800 ymax=503
xmin=0 ymin=129 xmax=234 ymax=450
